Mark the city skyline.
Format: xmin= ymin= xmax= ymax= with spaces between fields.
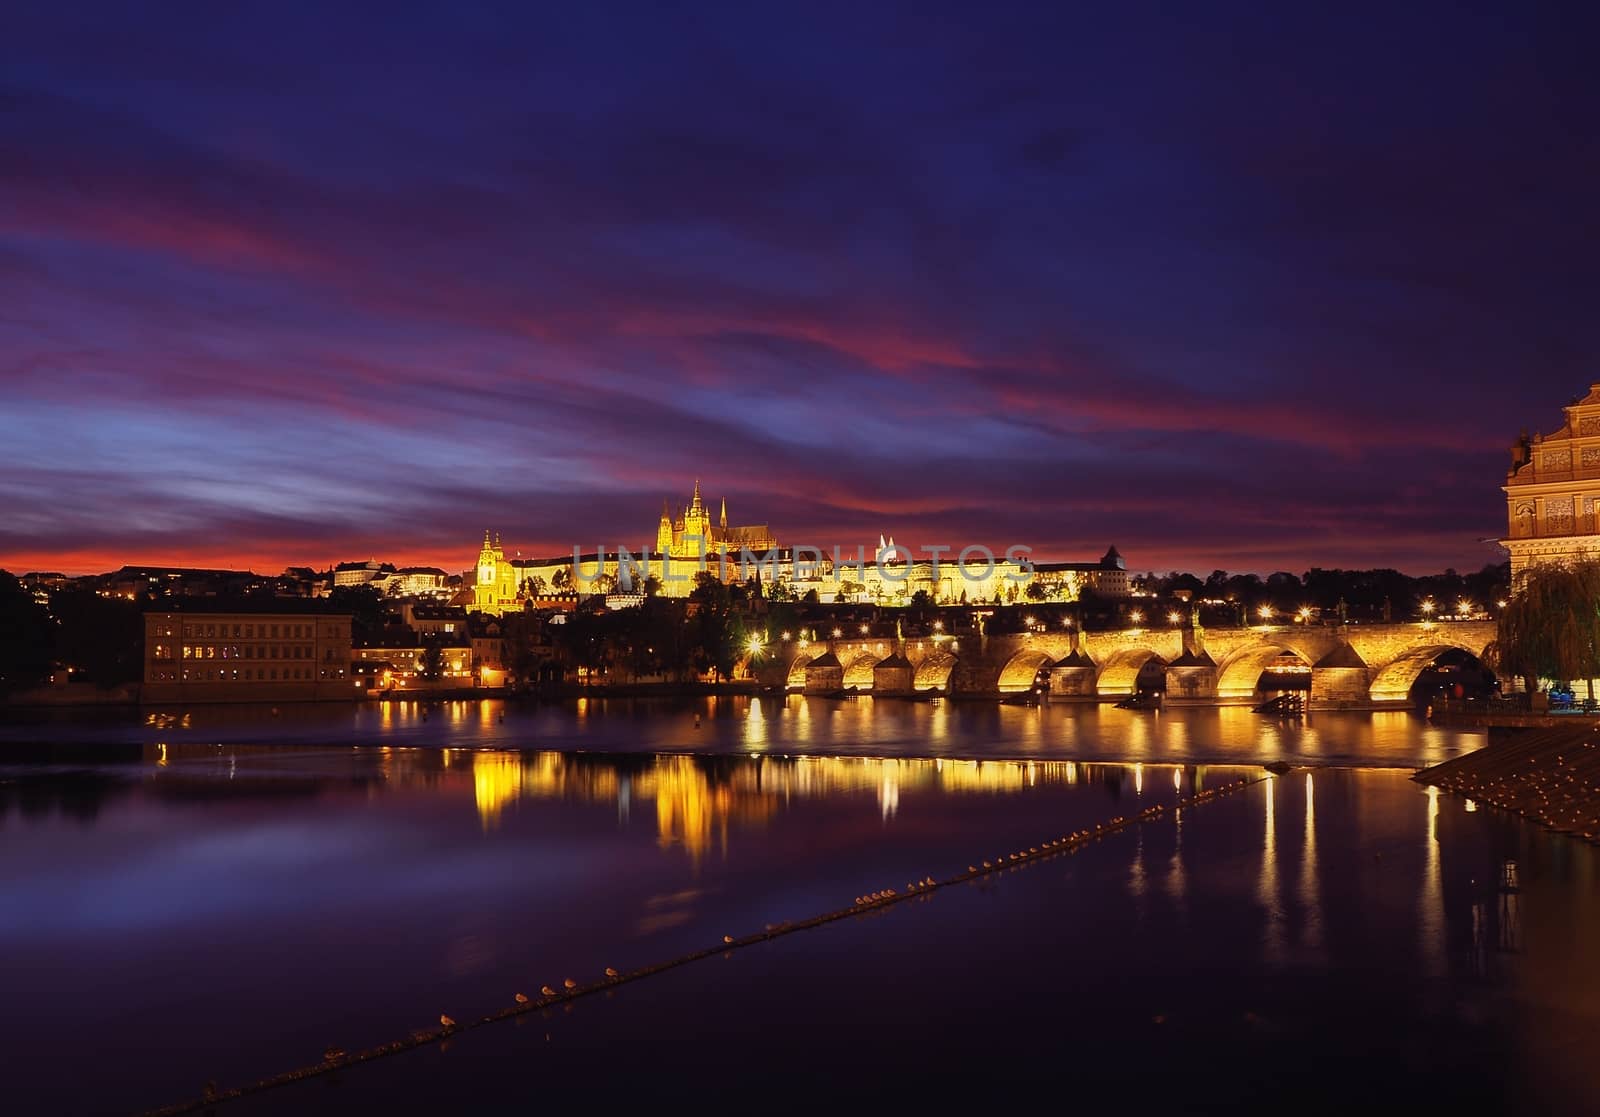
xmin=6 ymin=4 xmax=1593 ymax=577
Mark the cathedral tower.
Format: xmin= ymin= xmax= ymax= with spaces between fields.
xmin=682 ymin=478 xmax=712 ymax=551
xmin=657 ymin=500 xmax=674 ymax=555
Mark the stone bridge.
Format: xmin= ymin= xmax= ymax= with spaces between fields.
xmin=756 ymin=620 xmax=1496 ymax=709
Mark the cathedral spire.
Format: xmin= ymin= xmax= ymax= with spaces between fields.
xmin=720 ymin=497 xmax=727 ymax=528
xmin=691 ymin=478 xmax=702 ymax=513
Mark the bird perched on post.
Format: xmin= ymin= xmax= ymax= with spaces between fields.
xmin=515 ymin=993 xmax=530 ymax=1004
xmin=563 ymin=979 xmax=577 ymax=990
xmin=541 ymin=985 xmax=557 ymax=997
xmin=440 ymin=1014 xmax=456 ymax=1029
xmin=604 ymin=967 xmax=619 ymax=979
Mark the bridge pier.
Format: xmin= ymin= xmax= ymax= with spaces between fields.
xmin=802 ymin=651 xmax=843 ymax=694
xmin=1165 ymin=651 xmax=1218 ymax=701
xmin=1308 ymin=644 xmax=1371 ymax=710
xmin=1047 ymin=660 xmax=1097 ymax=698
xmin=873 ymin=653 xmax=914 ymax=695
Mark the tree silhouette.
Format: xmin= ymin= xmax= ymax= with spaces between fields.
xmin=1498 ymin=560 xmax=1600 ymax=700
xmin=418 ymin=643 xmax=445 ymax=682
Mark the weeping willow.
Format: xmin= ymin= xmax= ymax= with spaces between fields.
xmin=1498 ymin=560 xmax=1600 ymax=699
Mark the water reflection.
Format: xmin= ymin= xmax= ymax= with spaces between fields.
xmin=1259 ymin=773 xmax=1284 ymax=964
xmin=1300 ymin=772 xmax=1321 ymax=951
xmin=4 ymin=696 xmax=1488 ymax=769
xmin=3 ymin=746 xmax=1599 ymax=1117
xmin=465 ymin=749 xmax=1138 ymax=860
xmin=1421 ymin=783 xmax=1444 ymax=978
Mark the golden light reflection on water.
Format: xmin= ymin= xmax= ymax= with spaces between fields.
xmin=1300 ymin=772 xmax=1321 ymax=951
xmin=464 ymin=750 xmax=1190 ymax=861
xmin=1420 ymin=783 xmax=1444 ymax=977
xmin=743 ymin=698 xmax=768 ymax=751
xmin=1259 ymin=774 xmax=1284 ymax=964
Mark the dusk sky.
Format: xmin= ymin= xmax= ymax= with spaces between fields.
xmin=5 ymin=2 xmax=1596 ymax=577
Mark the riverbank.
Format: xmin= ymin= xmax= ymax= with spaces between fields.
xmin=1415 ymin=721 xmax=1600 ymax=842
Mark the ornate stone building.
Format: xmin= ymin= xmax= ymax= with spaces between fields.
xmin=1504 ymin=383 xmax=1600 ymax=578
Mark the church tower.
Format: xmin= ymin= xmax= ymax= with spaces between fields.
xmin=720 ymin=497 xmax=727 ymax=529
xmin=657 ymin=500 xmax=674 ymax=555
xmin=474 ymin=530 xmax=505 ymax=614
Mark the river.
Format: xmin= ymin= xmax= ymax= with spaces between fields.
xmin=1 ymin=699 xmax=1596 ymax=1113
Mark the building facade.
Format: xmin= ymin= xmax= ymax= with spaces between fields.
xmin=392 ymin=566 xmax=451 ymax=596
xmin=1032 ymin=547 xmax=1131 ymax=599
xmin=333 ymin=560 xmax=396 ymax=588
xmin=351 ymin=644 xmax=474 ymax=689
xmin=143 ymin=608 xmax=354 ymax=702
xmin=1504 ymin=383 xmax=1600 ymax=579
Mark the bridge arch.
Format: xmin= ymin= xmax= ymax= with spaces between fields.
xmin=997 ymin=650 xmax=1054 ymax=694
xmin=915 ymin=652 xmax=958 ymax=691
xmin=1215 ymin=643 xmax=1314 ymax=698
xmin=1368 ymin=643 xmax=1482 ymax=704
xmin=842 ymin=653 xmax=881 ymax=690
xmin=786 ymin=652 xmax=823 ymax=690
xmin=1096 ymin=648 xmax=1167 ymax=697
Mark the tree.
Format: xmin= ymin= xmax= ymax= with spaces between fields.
xmin=49 ymin=588 xmax=143 ymax=687
xmin=328 ymin=584 xmax=389 ymax=645
xmin=418 ymin=643 xmax=445 ymax=682
xmin=686 ymin=574 xmax=738 ymax=681
xmin=523 ymin=574 xmax=548 ymax=597
xmin=1497 ymin=560 xmax=1600 ymax=700
xmin=551 ymin=567 xmax=571 ymax=591
xmin=503 ymin=613 xmax=548 ymax=689
xmin=689 ymin=571 xmax=731 ymax=611
xmin=643 ymin=574 xmax=663 ymax=598
xmin=1025 ymin=581 xmax=1048 ymax=602
xmin=0 ymin=572 xmax=52 ymax=692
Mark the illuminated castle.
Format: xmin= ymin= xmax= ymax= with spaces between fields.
xmin=472 ymin=483 xmax=776 ymax=613
xmin=656 ymin=480 xmax=775 ymax=558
